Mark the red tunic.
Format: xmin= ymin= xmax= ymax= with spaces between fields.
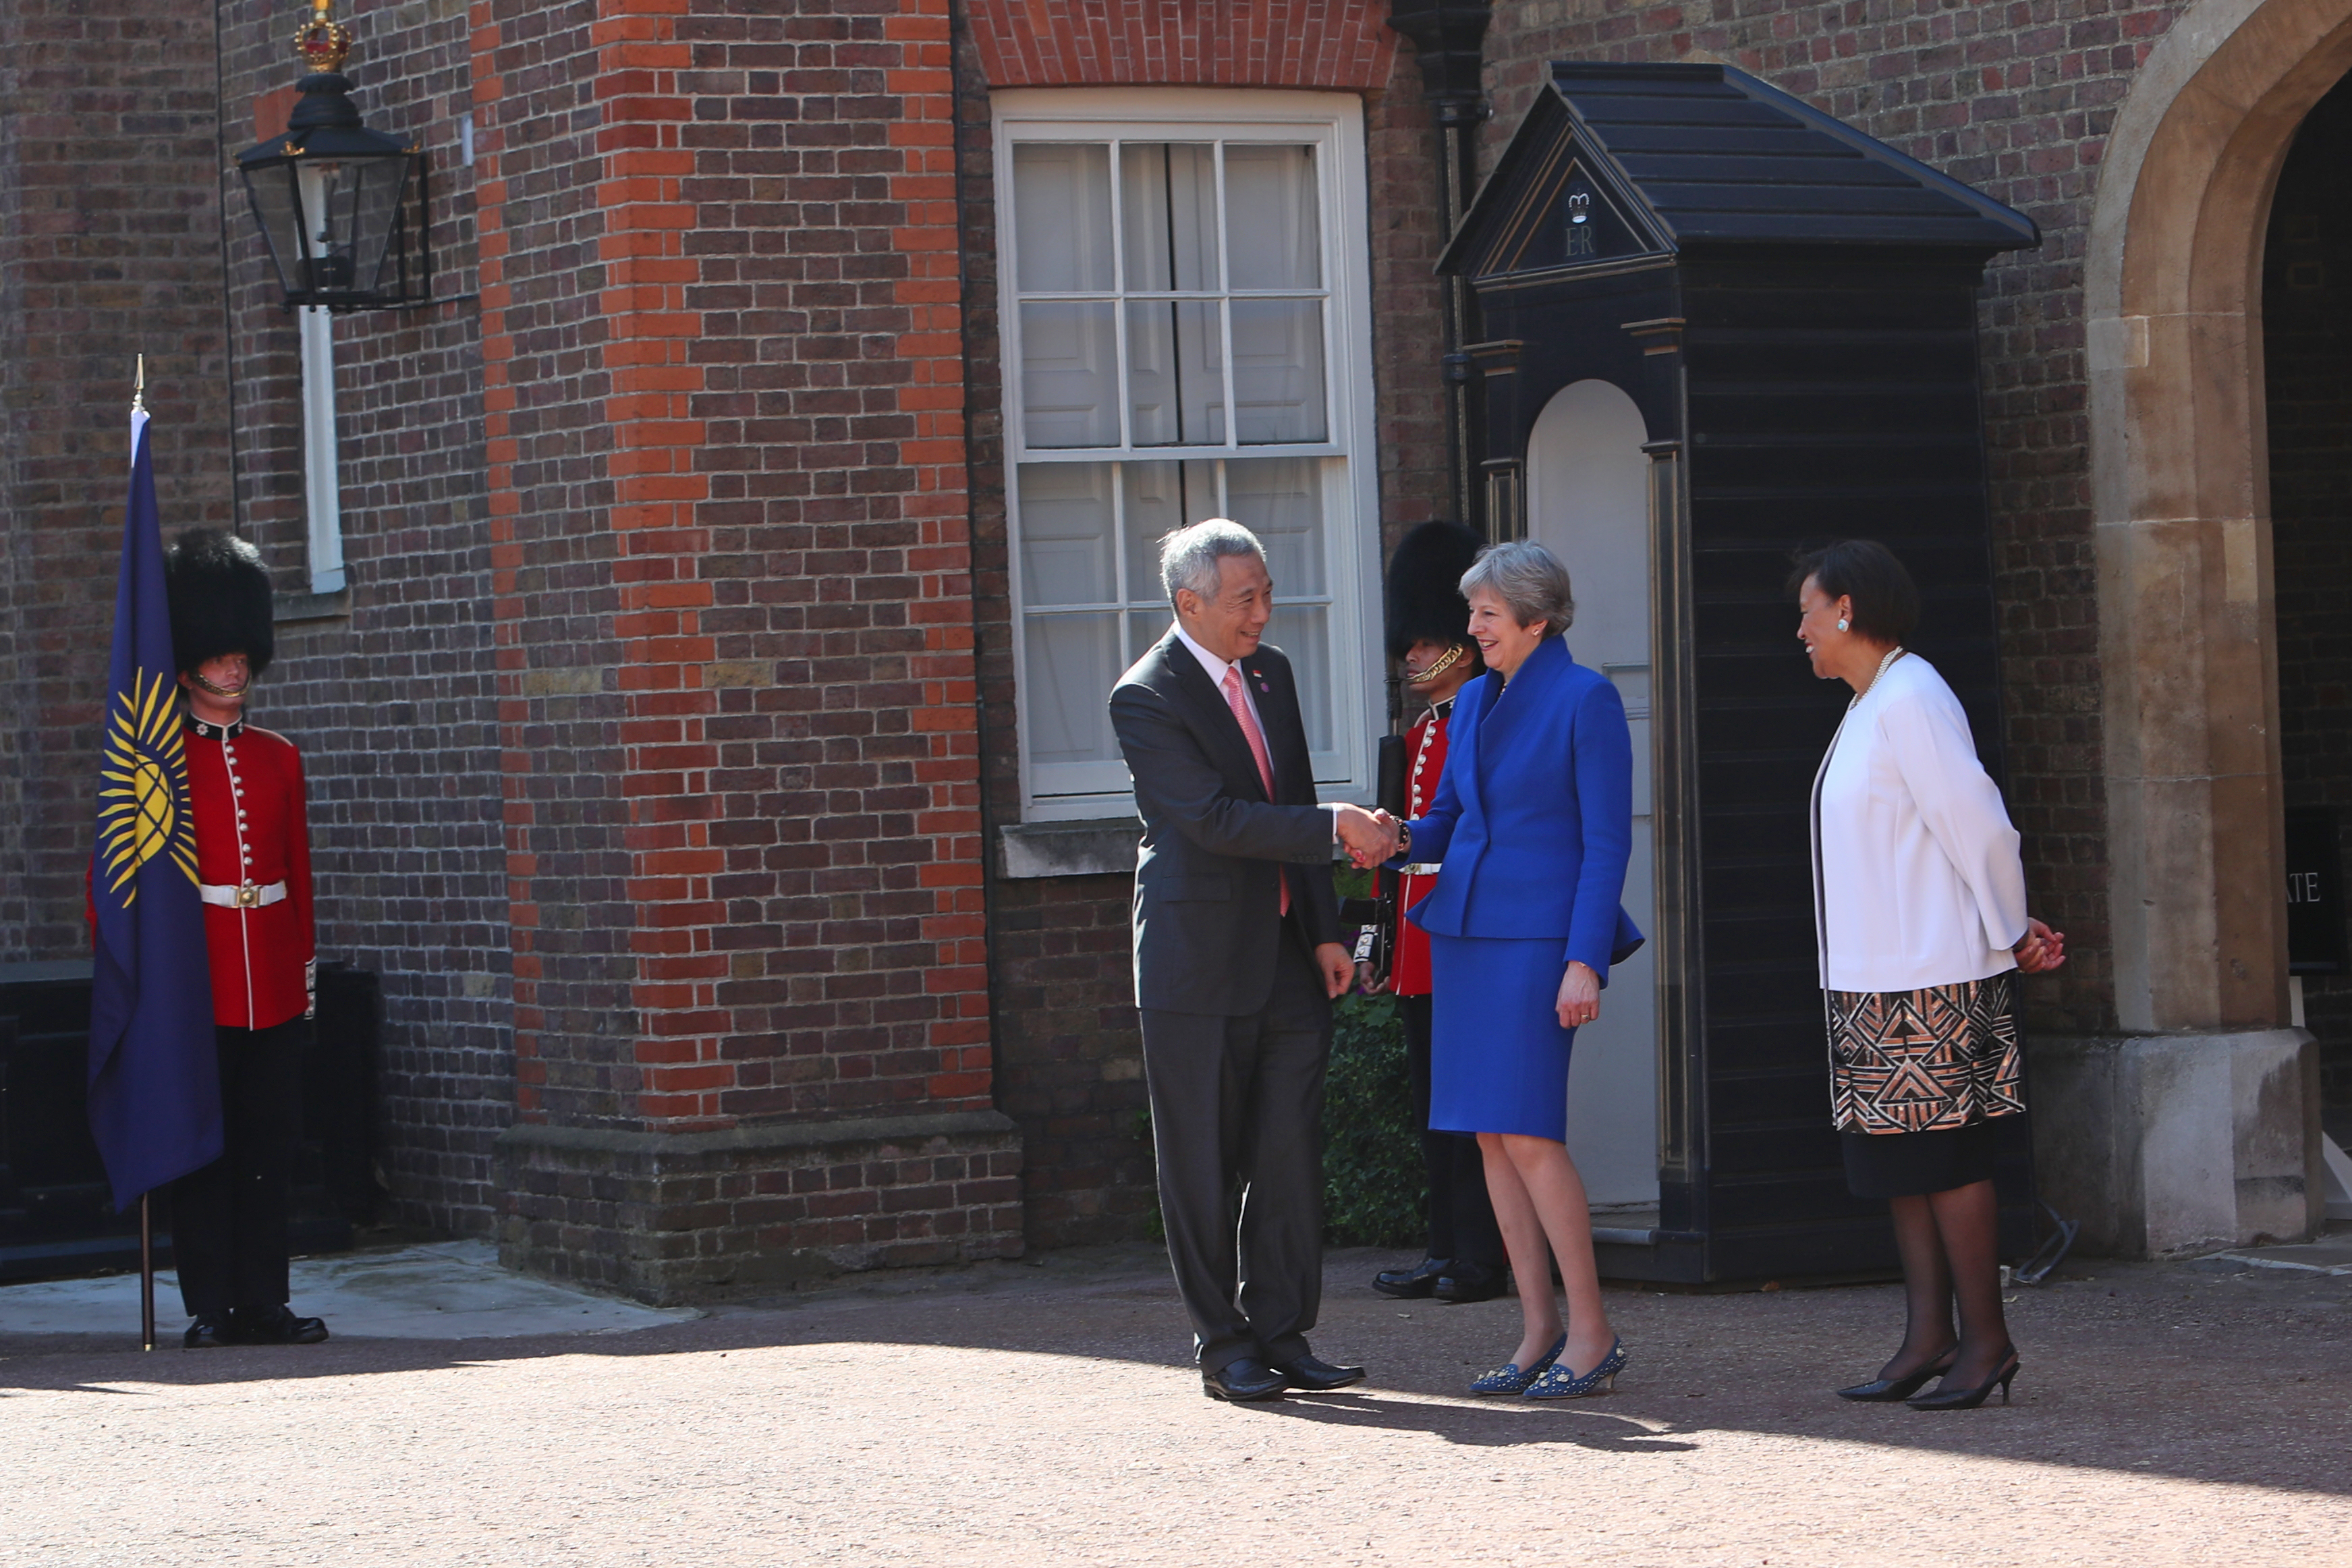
xmin=183 ymin=717 xmax=315 ymax=1029
xmin=1389 ymin=698 xmax=1452 ymax=997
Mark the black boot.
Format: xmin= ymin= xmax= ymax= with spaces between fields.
xmin=1434 ymin=1260 xmax=1509 ymax=1304
xmin=1372 ymin=1256 xmax=1451 ymax=1299
xmin=235 ymin=1304 xmax=329 ymax=1345
xmin=183 ymin=1312 xmax=242 ymax=1349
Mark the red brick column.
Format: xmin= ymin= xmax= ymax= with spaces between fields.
xmin=474 ymin=0 xmax=1017 ymax=1299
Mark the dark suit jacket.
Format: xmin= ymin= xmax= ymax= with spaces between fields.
xmin=1110 ymin=627 xmax=1344 ymax=1016
xmin=1401 ymin=634 xmax=1643 ymax=983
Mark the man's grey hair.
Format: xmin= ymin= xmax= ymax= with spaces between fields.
xmin=1159 ymin=517 xmax=1266 ymax=605
xmin=1459 ymin=539 xmax=1575 ymax=638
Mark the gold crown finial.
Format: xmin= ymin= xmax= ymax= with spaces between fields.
xmin=293 ymin=0 xmax=354 ymax=73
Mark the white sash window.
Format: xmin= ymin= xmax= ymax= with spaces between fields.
xmin=994 ymin=90 xmax=1380 ymax=820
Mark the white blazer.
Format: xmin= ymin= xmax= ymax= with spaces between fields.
xmin=1810 ymin=652 xmax=2027 ymax=992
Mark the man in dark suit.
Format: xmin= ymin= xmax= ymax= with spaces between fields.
xmin=1110 ymin=518 xmax=1399 ymax=1402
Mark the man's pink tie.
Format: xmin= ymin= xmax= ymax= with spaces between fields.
xmin=1223 ymin=665 xmax=1288 ymax=917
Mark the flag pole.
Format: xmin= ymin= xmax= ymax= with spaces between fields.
xmin=132 ymin=354 xmax=155 ymax=1355
xmin=140 ymin=1195 xmax=157 ymax=1351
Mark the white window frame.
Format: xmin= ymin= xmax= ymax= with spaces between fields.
xmin=992 ymin=88 xmax=1382 ymax=823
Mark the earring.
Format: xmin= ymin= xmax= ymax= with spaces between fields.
xmin=1836 ymin=618 xmax=1849 ymax=632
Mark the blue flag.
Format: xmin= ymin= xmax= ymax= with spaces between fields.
xmin=87 ymin=408 xmax=221 ymax=1211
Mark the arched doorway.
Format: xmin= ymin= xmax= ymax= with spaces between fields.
xmin=1525 ymin=379 xmax=1658 ymax=1212
xmin=2069 ymin=0 xmax=2352 ymax=1251
xmin=2261 ymin=74 xmax=2352 ymax=1196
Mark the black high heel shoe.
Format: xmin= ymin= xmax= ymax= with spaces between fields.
xmin=1907 ymin=1349 xmax=2021 ymax=1411
xmin=1835 ymin=1346 xmax=1957 ymax=1403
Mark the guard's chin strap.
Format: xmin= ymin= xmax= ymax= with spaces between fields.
xmin=187 ymin=670 xmax=248 ymax=699
xmin=1409 ymin=642 xmax=1469 ymax=685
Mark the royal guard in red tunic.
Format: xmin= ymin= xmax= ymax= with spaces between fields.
xmin=1369 ymin=522 xmax=1509 ymax=1305
xmin=162 ymin=529 xmax=328 ymax=1348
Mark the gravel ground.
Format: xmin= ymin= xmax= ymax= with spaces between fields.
xmin=3 ymin=1245 xmax=2347 ymax=1567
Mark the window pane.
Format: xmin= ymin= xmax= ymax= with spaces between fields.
xmin=1012 ymin=143 xmax=1113 ymax=293
xmin=1024 ymin=613 xmax=1123 ymax=765
xmin=1126 ymin=300 xmax=1225 ymax=447
xmin=1128 ymin=613 xmax=1165 ymax=671
xmin=1016 ymin=463 xmax=1115 ymax=606
xmin=1121 ymin=143 xmax=1219 ymax=291
xmin=1122 ymin=459 xmax=1221 ymax=603
xmin=1019 ymin=302 xmax=1120 ymax=447
xmin=1225 ymin=458 xmax=1324 ymax=596
xmin=1230 ymin=299 xmax=1326 ymax=443
xmin=1223 ymin=144 xmax=1320 ymax=290
xmin=1266 ymin=605 xmax=1333 ymax=754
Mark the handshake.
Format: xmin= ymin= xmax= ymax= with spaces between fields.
xmin=1333 ymin=804 xmax=1406 ymax=870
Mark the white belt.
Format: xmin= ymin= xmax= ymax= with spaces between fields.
xmin=1399 ymin=864 xmax=1443 ymax=877
xmin=198 ymin=880 xmax=287 ymax=909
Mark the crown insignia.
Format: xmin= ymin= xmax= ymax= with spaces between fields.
xmin=292 ymin=0 xmax=354 ymax=73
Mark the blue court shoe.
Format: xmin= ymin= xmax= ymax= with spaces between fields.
xmin=1523 ymin=1336 xmax=1627 ymax=1399
xmin=1469 ymin=1332 xmax=1567 ymax=1396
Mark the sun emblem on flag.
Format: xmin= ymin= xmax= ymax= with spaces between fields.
xmin=96 ymin=669 xmax=198 ymax=900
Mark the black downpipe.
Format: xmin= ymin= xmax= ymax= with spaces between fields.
xmin=1385 ymin=1 xmax=1492 ymax=536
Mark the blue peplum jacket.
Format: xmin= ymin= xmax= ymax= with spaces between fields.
xmin=1395 ymin=634 xmax=1644 ymax=984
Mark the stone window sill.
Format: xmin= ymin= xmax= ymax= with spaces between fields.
xmin=995 ymin=818 xmax=1139 ymax=879
xmin=277 ymin=590 xmax=350 ymax=625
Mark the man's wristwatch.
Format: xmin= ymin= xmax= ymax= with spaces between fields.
xmin=1395 ymin=822 xmax=1411 ymax=857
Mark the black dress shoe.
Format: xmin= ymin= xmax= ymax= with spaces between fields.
xmin=1372 ymin=1256 xmax=1451 ymax=1299
xmin=1202 ymin=1357 xmax=1288 ymax=1402
xmin=183 ymin=1314 xmax=242 ymax=1349
xmin=1434 ymin=1261 xmax=1508 ymax=1304
xmin=1272 ymin=1353 xmax=1366 ymax=1392
xmin=234 ymin=1304 xmax=330 ymax=1345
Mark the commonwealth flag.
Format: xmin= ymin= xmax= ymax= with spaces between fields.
xmin=86 ymin=407 xmax=221 ymax=1211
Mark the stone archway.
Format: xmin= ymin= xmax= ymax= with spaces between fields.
xmin=2059 ymin=0 xmax=2352 ymax=1252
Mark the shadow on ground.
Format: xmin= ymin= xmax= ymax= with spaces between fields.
xmin=3 ymin=1241 xmax=2345 ymax=1494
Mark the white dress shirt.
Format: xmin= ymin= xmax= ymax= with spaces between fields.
xmin=1811 ymin=652 xmax=2027 ymax=992
xmin=1172 ymin=622 xmax=1342 ymax=839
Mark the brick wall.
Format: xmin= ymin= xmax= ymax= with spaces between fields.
xmin=953 ymin=3 xmax=1454 ymax=1247
xmin=216 ymin=0 xmax=511 ymax=1235
xmin=1478 ymin=0 xmax=2197 ymax=1036
xmin=2264 ymin=69 xmax=2352 ymax=1117
xmin=966 ymin=0 xmax=1401 ymax=90
xmin=468 ymin=0 xmax=1018 ymax=1292
xmin=0 ymin=0 xmax=236 ymax=965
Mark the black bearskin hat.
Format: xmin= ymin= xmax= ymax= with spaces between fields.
xmin=1384 ymin=520 xmax=1485 ymax=661
xmin=164 ymin=528 xmax=275 ymax=677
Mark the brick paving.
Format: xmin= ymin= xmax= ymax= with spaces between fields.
xmin=5 ymin=1245 xmax=2347 ymax=1566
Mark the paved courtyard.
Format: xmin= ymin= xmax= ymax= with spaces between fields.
xmin=3 ymin=1241 xmax=2347 ymax=1567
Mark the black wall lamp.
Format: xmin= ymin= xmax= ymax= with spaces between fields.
xmin=234 ymin=0 xmax=428 ymax=310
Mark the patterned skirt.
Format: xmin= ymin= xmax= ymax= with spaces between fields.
xmin=1824 ymin=972 xmax=2024 ymax=1136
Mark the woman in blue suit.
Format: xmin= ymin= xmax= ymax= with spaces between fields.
xmin=1392 ymin=540 xmax=1639 ymax=1399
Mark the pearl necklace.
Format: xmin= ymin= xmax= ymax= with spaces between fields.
xmin=1849 ymin=644 xmax=1906 ymax=708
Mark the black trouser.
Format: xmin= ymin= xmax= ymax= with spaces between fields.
xmin=169 ymin=1017 xmax=308 ymax=1318
xmin=1396 ymin=992 xmax=1505 ymax=1270
xmin=1137 ymin=921 xmax=1332 ymax=1374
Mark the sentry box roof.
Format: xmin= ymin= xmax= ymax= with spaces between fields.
xmin=1439 ymin=61 xmax=2040 ymax=280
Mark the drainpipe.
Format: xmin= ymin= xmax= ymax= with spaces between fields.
xmin=1385 ymin=0 xmax=1492 ymax=533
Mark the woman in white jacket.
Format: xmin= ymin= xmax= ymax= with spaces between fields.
xmin=1793 ymin=541 xmax=2066 ymax=1412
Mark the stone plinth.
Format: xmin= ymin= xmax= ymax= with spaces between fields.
xmin=495 ymin=1112 xmax=1024 ymax=1306
xmin=2031 ymin=1030 xmax=2323 ymax=1256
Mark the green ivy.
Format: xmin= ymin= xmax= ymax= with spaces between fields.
xmin=1320 ymin=991 xmax=1425 ymax=1248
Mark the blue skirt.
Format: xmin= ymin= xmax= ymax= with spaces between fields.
xmin=1427 ymin=932 xmax=1573 ymax=1142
